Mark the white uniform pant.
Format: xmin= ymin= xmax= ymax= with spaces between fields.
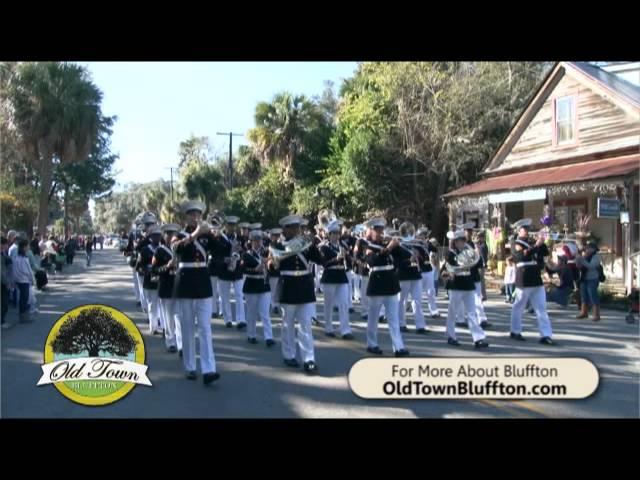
xmin=159 ymin=297 xmax=182 ymax=350
xmin=269 ymin=276 xmax=280 ymax=308
xmin=399 ymin=280 xmax=425 ymax=329
xmin=315 ymin=265 xmax=323 ymax=292
xmin=346 ymin=271 xmax=354 ymax=309
xmin=281 ymin=303 xmax=315 ymax=363
xmin=144 ymin=288 xmax=161 ymax=333
xmin=209 ymin=276 xmax=220 ymax=315
xmin=421 ymin=271 xmax=439 ymax=315
xmin=465 ymin=281 xmax=487 ymax=322
xmin=245 ymin=292 xmax=273 ymax=340
xmin=447 ymin=289 xmax=486 ymax=342
xmin=178 ymin=297 xmax=216 ymax=374
xmin=510 ymin=286 xmax=553 ymax=337
xmin=353 ymin=273 xmax=362 ymax=302
xmin=137 ymin=273 xmax=147 ymax=312
xmin=367 ymin=295 xmax=405 ymax=352
xmin=132 ymin=269 xmax=141 ymax=302
xmin=322 ymin=282 xmax=352 ymax=335
xmin=358 ymin=275 xmax=369 ymax=314
xmin=219 ymin=278 xmax=246 ymax=324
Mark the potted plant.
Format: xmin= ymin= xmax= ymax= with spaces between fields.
xmin=575 ymin=213 xmax=592 ymax=250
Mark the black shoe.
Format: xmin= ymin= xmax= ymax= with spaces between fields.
xmin=325 ymin=331 xmax=336 ymax=338
xmin=510 ymin=332 xmax=526 ymax=341
xmin=447 ymin=337 xmax=461 ymax=346
xmin=415 ymin=328 xmax=429 ymax=335
xmin=136 ymin=301 xmax=141 ymax=307
xmin=333 ymin=306 xmax=338 ymax=312
xmin=225 ymin=322 xmax=233 ymax=328
xmin=399 ymin=326 xmax=409 ymax=333
xmin=248 ymin=337 xmax=258 ymax=344
xmin=186 ymin=371 xmax=197 ymax=380
xmin=394 ymin=349 xmax=410 ymax=357
xmin=303 ymin=361 xmax=318 ymax=374
xmin=203 ymin=372 xmax=220 ymax=385
xmin=211 ymin=312 xmax=218 ymax=319
xmin=266 ymin=339 xmax=276 ymax=347
xmin=504 ymin=299 xmax=511 ymax=304
xmin=474 ymin=340 xmax=490 ymax=349
xmin=431 ymin=313 xmax=441 ymax=319
xmin=480 ymin=321 xmax=492 ymax=329
xmin=237 ymin=322 xmax=247 ymax=330
xmin=348 ymin=308 xmax=355 ymax=314
xmin=455 ymin=322 xmax=466 ymax=328
xmin=341 ymin=333 xmax=354 ymax=340
xmin=539 ymin=336 xmax=554 ymax=345
xmin=527 ymin=308 xmax=535 ymax=314
xmin=379 ymin=316 xmax=387 ymax=323
xmin=284 ymin=358 xmax=299 ymax=368
xmin=168 ymin=346 xmax=177 ymax=354
xmin=311 ymin=317 xmax=320 ymax=326
xmin=367 ymin=346 xmax=383 ymax=355
xmin=361 ymin=314 xmax=368 ymax=320
xmin=179 ymin=349 xmax=183 ymax=357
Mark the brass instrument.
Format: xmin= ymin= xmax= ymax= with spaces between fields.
xmin=268 ymin=235 xmax=313 ymax=269
xmin=445 ymin=245 xmax=480 ymax=277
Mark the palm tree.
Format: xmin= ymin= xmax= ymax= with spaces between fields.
xmin=6 ymin=62 xmax=105 ymax=235
xmin=247 ymin=92 xmax=316 ymax=180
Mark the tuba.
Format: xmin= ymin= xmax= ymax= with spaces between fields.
xmin=446 ymin=245 xmax=480 ymax=276
xmin=268 ymin=235 xmax=313 ymax=269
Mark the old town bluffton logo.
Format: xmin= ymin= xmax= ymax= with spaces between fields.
xmin=38 ymin=304 xmax=151 ymax=406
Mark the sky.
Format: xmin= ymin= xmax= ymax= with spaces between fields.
xmin=82 ymin=62 xmax=359 ymax=190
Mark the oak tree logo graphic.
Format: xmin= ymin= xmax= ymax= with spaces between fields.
xmin=49 ymin=307 xmax=138 ymax=358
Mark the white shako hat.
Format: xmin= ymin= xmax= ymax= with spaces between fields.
xmin=161 ymin=223 xmax=181 ymax=233
xmin=363 ymin=217 xmax=386 ymax=229
xmin=181 ymin=200 xmax=205 ymax=214
xmin=279 ymin=214 xmax=303 ymax=227
xmin=446 ymin=230 xmax=465 ymax=240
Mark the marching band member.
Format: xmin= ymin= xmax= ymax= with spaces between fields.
xmin=509 ymin=221 xmax=554 ymax=345
xmin=267 ymin=228 xmax=282 ymax=315
xmin=136 ymin=225 xmax=163 ymax=334
xmin=464 ymin=224 xmax=491 ymax=329
xmin=320 ymin=220 xmax=354 ymax=340
xmin=353 ymin=225 xmax=370 ymax=320
xmin=172 ymin=200 xmax=220 ymax=385
xmin=444 ymin=229 xmax=489 ymax=348
xmin=313 ymin=225 xmax=324 ymax=294
xmin=415 ymin=227 xmax=440 ymax=318
xmin=241 ymin=229 xmax=275 ymax=346
xmin=207 ymin=215 xmax=222 ymax=319
xmin=238 ymin=222 xmax=251 ymax=250
xmin=134 ymin=212 xmax=158 ymax=313
xmin=340 ymin=224 xmax=356 ymax=314
xmin=396 ymin=222 xmax=428 ymax=334
xmin=268 ymin=214 xmax=324 ymax=374
xmin=153 ymin=223 xmax=182 ymax=353
xmin=215 ymin=215 xmax=246 ymax=329
xmin=363 ymin=217 xmax=409 ymax=357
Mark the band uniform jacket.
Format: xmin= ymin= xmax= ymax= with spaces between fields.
xmin=153 ymin=243 xmax=176 ymax=299
xmin=445 ymin=248 xmax=476 ymax=291
xmin=365 ymin=240 xmax=401 ymax=296
xmin=173 ymin=227 xmax=215 ymax=299
xmin=395 ymin=243 xmax=423 ymax=282
xmin=241 ymin=247 xmax=270 ymax=294
xmin=213 ymin=232 xmax=244 ymax=282
xmin=353 ymin=237 xmax=371 ymax=276
xmin=416 ymin=243 xmax=436 ymax=273
xmin=510 ymin=236 xmax=549 ymax=288
xmin=138 ymin=243 xmax=159 ymax=290
xmin=274 ymin=241 xmax=324 ymax=304
xmin=320 ymin=241 xmax=349 ymax=284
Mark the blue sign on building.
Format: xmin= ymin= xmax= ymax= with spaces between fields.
xmin=597 ymin=198 xmax=620 ymax=219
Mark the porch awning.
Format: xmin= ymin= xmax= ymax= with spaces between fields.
xmin=444 ymin=153 xmax=639 ymax=198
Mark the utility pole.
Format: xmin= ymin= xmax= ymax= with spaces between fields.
xmin=165 ymin=167 xmax=177 ymax=201
xmin=217 ymin=132 xmax=243 ymax=190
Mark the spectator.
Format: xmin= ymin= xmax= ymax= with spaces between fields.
xmin=65 ymin=237 xmax=76 ymax=265
xmin=476 ymin=231 xmax=489 ymax=301
xmin=30 ymin=233 xmax=41 ymax=256
xmin=7 ymin=230 xmax=19 ymax=260
xmin=1 ymin=236 xmax=13 ymax=328
xmin=85 ymin=238 xmax=93 ymax=267
xmin=503 ymin=256 xmax=516 ymax=303
xmin=25 ymin=243 xmax=42 ymax=313
xmin=93 ymin=235 xmax=97 ymax=250
xmin=545 ymin=254 xmax=574 ymax=307
xmin=13 ymin=239 xmax=35 ymax=323
xmin=576 ymin=241 xmax=602 ymax=321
